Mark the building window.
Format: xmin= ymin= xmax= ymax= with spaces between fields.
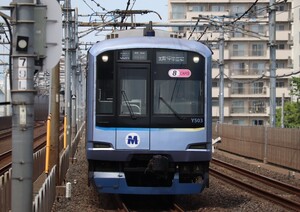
xmin=232 ymin=26 xmax=245 ymax=38
xmin=276 ymin=61 xmax=285 ymax=68
xmin=212 ymin=99 xmax=219 ymax=106
xmin=232 ymin=119 xmax=245 ymax=125
xmin=231 ymin=100 xmax=245 ymax=113
xmin=254 ymin=4 xmax=268 ymax=17
xmin=252 ymin=120 xmax=264 ymax=125
xmin=231 ymin=5 xmax=246 ymax=17
xmin=232 ymin=44 xmax=245 ymax=56
xmin=276 ymin=97 xmax=290 ymax=106
xmin=231 ymin=82 xmax=244 ymax=94
xmin=276 ymin=43 xmax=285 ymax=49
xmin=231 ymin=62 xmax=246 ymax=75
xmin=276 ymin=81 xmax=285 ymax=88
xmin=188 ymin=4 xmax=205 ymax=12
xmin=251 ymin=81 xmax=264 ymax=94
xmin=249 ymin=100 xmax=265 ymax=113
xmin=276 ymin=24 xmax=285 ymax=31
xmin=251 ymin=62 xmax=264 ymax=75
xmin=172 ymin=4 xmax=186 ymax=19
xmin=276 ymin=4 xmax=286 ymax=12
xmin=212 ymin=61 xmax=219 ymax=69
xmin=211 ymin=5 xmax=225 ymax=12
xmin=250 ymin=24 xmax=265 ymax=35
xmin=212 ymin=80 xmax=219 ymax=87
xmin=251 ymin=43 xmax=264 ymax=56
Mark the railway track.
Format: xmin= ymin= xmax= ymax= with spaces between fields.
xmin=113 ymin=194 xmax=185 ymax=212
xmin=0 ymin=133 xmax=46 ymax=176
xmin=0 ymin=125 xmax=63 ymax=176
xmin=0 ymin=122 xmax=46 ymax=141
xmin=210 ymin=158 xmax=300 ymax=211
xmin=0 ymin=129 xmax=12 ymax=141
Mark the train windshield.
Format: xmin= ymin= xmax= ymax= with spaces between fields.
xmin=96 ymin=49 xmax=205 ymax=128
xmin=154 ymin=79 xmax=203 ymax=116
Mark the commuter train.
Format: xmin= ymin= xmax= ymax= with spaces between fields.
xmin=86 ymin=28 xmax=212 ymax=194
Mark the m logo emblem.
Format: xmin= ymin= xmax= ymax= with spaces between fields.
xmin=125 ymin=133 xmax=140 ymax=148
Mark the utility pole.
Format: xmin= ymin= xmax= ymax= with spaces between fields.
xmin=269 ymin=0 xmax=277 ymax=127
xmin=194 ymin=14 xmax=225 ymax=123
xmin=74 ymin=8 xmax=81 ymax=131
xmin=218 ymin=17 xmax=225 ymax=123
xmin=71 ymin=8 xmax=77 ymax=139
xmin=64 ymin=0 xmax=72 ymax=148
xmin=49 ymin=63 xmax=60 ymax=183
xmin=281 ymin=93 xmax=284 ymax=128
xmin=11 ymin=0 xmax=35 ymax=211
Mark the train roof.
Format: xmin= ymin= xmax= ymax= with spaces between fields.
xmin=89 ymin=34 xmax=212 ymax=58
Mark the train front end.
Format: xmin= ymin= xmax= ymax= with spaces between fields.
xmin=86 ymin=35 xmax=212 ymax=194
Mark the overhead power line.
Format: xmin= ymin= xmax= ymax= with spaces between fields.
xmin=231 ymin=0 xmax=259 ymax=24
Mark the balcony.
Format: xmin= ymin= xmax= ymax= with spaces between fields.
xmin=276 ymin=87 xmax=291 ymax=98
xmin=212 ymin=86 xmax=231 ymax=98
xmin=212 ymin=67 xmax=230 ymax=78
xmin=230 ymin=85 xmax=268 ymax=97
xmin=276 ymin=31 xmax=290 ymax=41
xmin=212 ymin=49 xmax=230 ymax=60
xmin=276 ymin=49 xmax=292 ymax=60
xmin=276 ymin=68 xmax=293 ymax=77
xmin=276 ymin=11 xmax=292 ymax=22
xmin=229 ymin=48 xmax=268 ymax=60
xmin=212 ymin=105 xmax=230 ymax=117
xmin=230 ymin=68 xmax=266 ymax=77
xmin=186 ymin=11 xmax=230 ymax=20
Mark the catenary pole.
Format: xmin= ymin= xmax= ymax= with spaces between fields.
xmin=281 ymin=93 xmax=284 ymax=128
xmin=269 ymin=0 xmax=277 ymax=127
xmin=11 ymin=0 xmax=35 ymax=211
xmin=219 ymin=17 xmax=225 ymax=123
xmin=71 ymin=7 xmax=77 ymax=139
xmin=64 ymin=0 xmax=72 ymax=148
xmin=50 ymin=63 xmax=60 ymax=183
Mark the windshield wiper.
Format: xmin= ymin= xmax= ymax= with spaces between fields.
xmin=121 ymin=90 xmax=136 ymax=120
xmin=159 ymin=96 xmax=184 ymax=120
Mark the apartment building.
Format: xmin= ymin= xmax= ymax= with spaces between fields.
xmin=168 ymin=0 xmax=297 ymax=126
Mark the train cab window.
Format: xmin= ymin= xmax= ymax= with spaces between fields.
xmin=118 ymin=64 xmax=148 ymax=116
xmin=153 ymin=50 xmax=204 ymax=117
xmin=96 ymin=51 xmax=114 ymax=115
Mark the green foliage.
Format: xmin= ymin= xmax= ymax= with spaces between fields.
xmin=290 ymin=77 xmax=300 ymax=98
xmin=276 ymin=101 xmax=300 ymax=128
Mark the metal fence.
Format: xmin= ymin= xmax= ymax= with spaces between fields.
xmin=0 ymin=121 xmax=85 ymax=212
xmin=0 ymin=148 xmax=45 ymax=212
xmin=33 ymin=122 xmax=85 ymax=211
xmin=33 ymin=148 xmax=46 ymax=182
xmin=0 ymin=169 xmax=11 ymax=212
xmin=32 ymin=166 xmax=56 ymax=212
xmin=213 ymin=123 xmax=300 ymax=171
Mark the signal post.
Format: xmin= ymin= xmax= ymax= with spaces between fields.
xmin=11 ymin=0 xmax=35 ymax=211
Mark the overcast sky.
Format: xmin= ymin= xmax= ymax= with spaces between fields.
xmin=73 ymin=0 xmax=168 ymax=42
xmin=0 ymin=0 xmax=169 ymax=67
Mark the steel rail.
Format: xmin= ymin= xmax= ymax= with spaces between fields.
xmin=212 ymin=158 xmax=300 ymax=197
xmin=210 ymin=161 xmax=300 ymax=211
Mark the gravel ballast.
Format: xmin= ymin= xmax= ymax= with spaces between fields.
xmin=52 ymin=138 xmax=298 ymax=211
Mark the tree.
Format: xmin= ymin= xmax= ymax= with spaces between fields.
xmin=290 ymin=76 xmax=300 ymax=100
xmin=276 ymin=77 xmax=300 ymax=128
xmin=276 ymin=101 xmax=300 ymax=128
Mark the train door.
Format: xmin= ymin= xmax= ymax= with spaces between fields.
xmin=116 ymin=63 xmax=150 ymax=150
